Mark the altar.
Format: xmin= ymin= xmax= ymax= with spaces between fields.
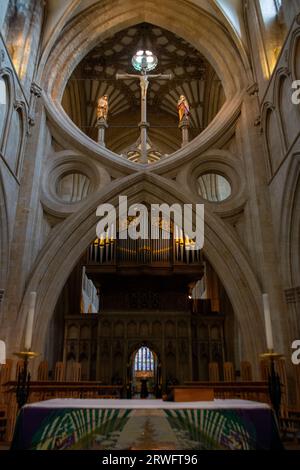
xmin=11 ymin=399 xmax=282 ymax=450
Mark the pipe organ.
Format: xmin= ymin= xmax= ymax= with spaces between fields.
xmin=87 ymin=225 xmax=202 ymax=265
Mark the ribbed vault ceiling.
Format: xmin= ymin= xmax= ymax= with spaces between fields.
xmin=62 ymin=22 xmax=225 ymax=154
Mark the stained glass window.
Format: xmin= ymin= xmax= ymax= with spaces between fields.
xmin=134 ymin=346 xmax=154 ymax=371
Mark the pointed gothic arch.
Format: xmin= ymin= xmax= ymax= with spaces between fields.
xmin=9 ymin=172 xmax=265 ymax=374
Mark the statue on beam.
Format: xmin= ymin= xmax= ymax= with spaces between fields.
xmin=97 ymin=95 xmax=109 ymax=121
xmin=177 ymin=94 xmax=190 ymax=147
xmin=177 ymin=94 xmax=190 ymax=123
xmin=96 ymin=95 xmax=109 ymax=146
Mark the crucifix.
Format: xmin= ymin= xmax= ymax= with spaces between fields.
xmin=116 ymin=50 xmax=172 ymax=163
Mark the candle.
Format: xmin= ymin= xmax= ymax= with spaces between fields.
xmin=24 ymin=291 xmax=36 ymax=351
xmin=0 ymin=340 xmax=5 ymax=364
xmin=262 ymin=293 xmax=274 ymax=351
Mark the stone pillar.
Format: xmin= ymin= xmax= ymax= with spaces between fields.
xmin=2 ymin=97 xmax=47 ymax=357
xmin=96 ymin=117 xmax=108 ymax=147
xmin=237 ymin=86 xmax=288 ymax=366
xmin=179 ymin=116 xmax=190 ymax=147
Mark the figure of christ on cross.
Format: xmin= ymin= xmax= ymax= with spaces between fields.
xmin=116 ymin=71 xmax=173 ymax=163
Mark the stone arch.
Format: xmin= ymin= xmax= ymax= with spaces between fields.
xmin=36 ymin=0 xmax=250 ymax=174
xmin=39 ymin=0 xmax=249 ymax=100
xmin=101 ymin=320 xmax=111 ymax=337
xmin=39 ymin=1 xmax=245 ymax=75
xmin=5 ymin=103 xmax=27 ymax=177
xmin=278 ymin=153 xmax=300 ymax=392
xmin=0 ymin=74 xmax=10 ymax=148
xmin=66 ymin=323 xmax=79 ymax=340
xmin=0 ymin=172 xmax=9 ymax=300
xmin=0 ymin=69 xmax=15 ymax=152
xmin=9 ymin=172 xmax=266 ymax=373
xmin=152 ymin=321 xmax=162 ymax=337
xmin=178 ymin=320 xmax=188 ymax=337
xmin=128 ymin=340 xmax=161 ymax=364
xmin=127 ymin=321 xmax=137 ymax=337
xmin=139 ymin=321 xmax=149 ymax=338
xmin=165 ymin=320 xmax=175 ymax=338
xmin=275 ymin=70 xmax=299 ymax=151
xmin=262 ymin=102 xmax=284 ymax=176
xmin=289 ymin=29 xmax=300 ymax=81
xmin=114 ymin=321 xmax=124 ymax=337
xmin=279 ymin=153 xmax=300 ymax=289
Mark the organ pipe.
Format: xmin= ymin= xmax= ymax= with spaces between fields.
xmin=87 ymin=223 xmax=201 ymax=265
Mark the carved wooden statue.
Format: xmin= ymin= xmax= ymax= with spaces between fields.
xmin=177 ymin=94 xmax=190 ymax=122
xmin=97 ymin=95 xmax=109 ymax=121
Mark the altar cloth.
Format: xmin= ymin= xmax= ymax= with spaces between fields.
xmin=11 ymin=398 xmax=282 ymax=450
xmin=20 ymin=398 xmax=271 ymax=410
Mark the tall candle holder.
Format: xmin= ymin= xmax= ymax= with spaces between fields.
xmin=260 ymin=350 xmax=283 ymax=421
xmin=13 ymin=350 xmax=38 ymax=409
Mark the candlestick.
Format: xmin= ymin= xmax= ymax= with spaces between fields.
xmin=13 ymin=351 xmax=39 ymax=409
xmin=260 ymin=351 xmax=282 ymax=421
xmin=24 ymin=291 xmax=36 ymax=351
xmin=0 ymin=340 xmax=5 ymax=364
xmin=262 ymin=293 xmax=274 ymax=351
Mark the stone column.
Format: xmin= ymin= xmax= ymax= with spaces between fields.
xmin=179 ymin=116 xmax=190 ymax=147
xmin=96 ymin=117 xmax=108 ymax=147
xmin=237 ymin=86 xmax=288 ymax=369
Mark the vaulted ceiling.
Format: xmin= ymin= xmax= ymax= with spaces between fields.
xmin=62 ymin=23 xmax=225 ymax=155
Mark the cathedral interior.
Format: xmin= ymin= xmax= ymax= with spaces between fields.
xmin=0 ymin=0 xmax=300 ymax=452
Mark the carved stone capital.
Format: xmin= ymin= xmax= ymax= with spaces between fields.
xmin=96 ymin=117 xmax=108 ymax=128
